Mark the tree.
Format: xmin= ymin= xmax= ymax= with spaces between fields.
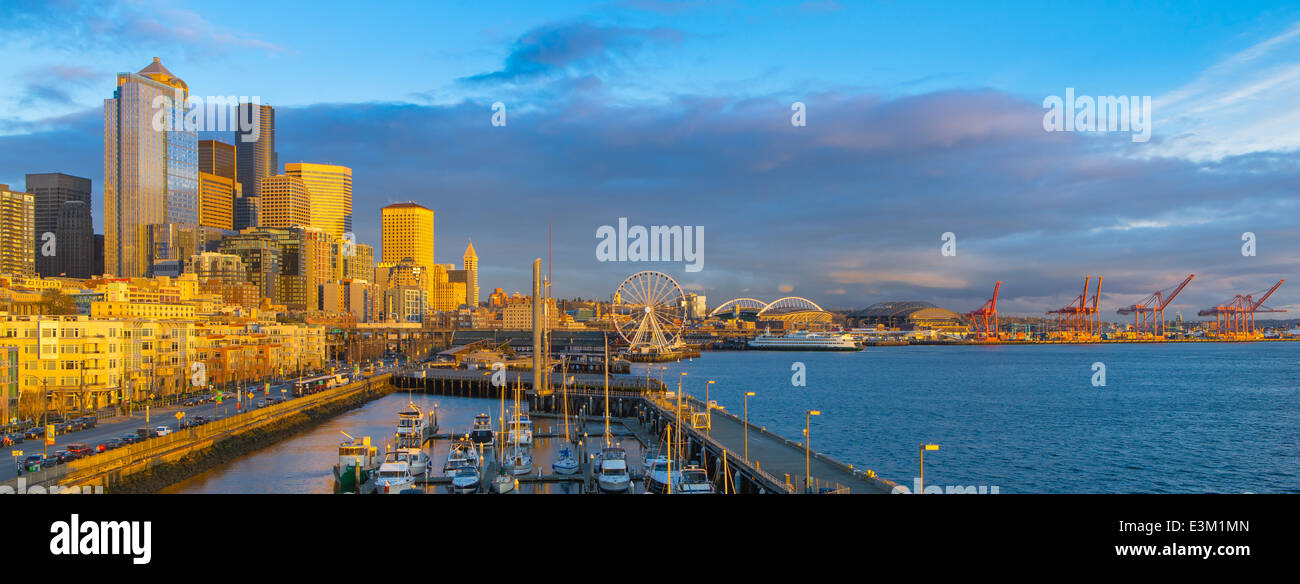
xmin=38 ymin=289 xmax=77 ymax=315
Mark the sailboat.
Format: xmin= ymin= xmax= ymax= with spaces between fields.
xmin=594 ymin=335 xmax=631 ymax=493
xmin=501 ymin=377 xmax=533 ymax=476
xmin=552 ymin=358 xmax=580 ymax=475
xmin=490 ymin=382 xmax=517 ymax=493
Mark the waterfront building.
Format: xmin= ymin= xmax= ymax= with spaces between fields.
xmin=502 ymin=297 xmax=557 ymax=330
xmin=235 ymin=103 xmax=275 ymax=231
xmin=285 ymin=163 xmax=352 ymax=238
xmin=0 ymin=185 xmax=36 ymax=277
xmin=104 ymin=58 xmax=199 ymax=278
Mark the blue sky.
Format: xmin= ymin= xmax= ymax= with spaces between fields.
xmin=1 ymin=0 xmax=1298 ymax=317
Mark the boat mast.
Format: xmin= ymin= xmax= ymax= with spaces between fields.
xmin=603 ymin=333 xmax=610 ymax=447
xmin=562 ymin=357 xmax=570 ymax=444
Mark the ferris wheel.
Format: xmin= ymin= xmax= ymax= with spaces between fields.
xmin=611 ymin=271 xmax=686 ymax=352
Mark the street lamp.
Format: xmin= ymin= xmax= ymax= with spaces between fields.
xmin=920 ymin=444 xmax=940 ymax=494
xmin=705 ymin=380 xmax=715 ymax=438
xmin=804 ymin=409 xmax=820 ymax=493
xmin=743 ymin=391 xmax=755 ymax=461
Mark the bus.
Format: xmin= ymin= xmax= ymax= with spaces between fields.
xmin=293 ymin=373 xmax=350 ymax=397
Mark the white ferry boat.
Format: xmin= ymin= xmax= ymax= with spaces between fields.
xmin=747 ymin=330 xmax=861 ymax=351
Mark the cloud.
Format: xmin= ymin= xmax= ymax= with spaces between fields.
xmin=0 ymin=0 xmax=290 ymax=57
xmin=1152 ymin=20 xmax=1300 ymax=161
xmin=3 ymin=81 xmax=1297 ymax=319
xmin=460 ymin=20 xmax=684 ymax=85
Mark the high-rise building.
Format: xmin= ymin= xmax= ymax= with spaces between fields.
xmin=0 ymin=185 xmax=36 ymax=277
xmin=235 ymin=103 xmax=275 ymax=232
xmin=104 ymin=57 xmax=199 ymax=277
xmin=463 ymin=240 xmax=479 ymax=307
xmin=285 ymin=163 xmax=352 ymax=238
xmin=259 ymin=174 xmax=311 ymax=230
xmin=55 ymin=201 xmax=95 ymax=278
xmin=199 ymin=140 xmax=237 ymax=182
xmin=198 ymin=171 xmax=235 ymax=230
xmin=381 ymin=202 xmax=435 ymax=289
xmin=25 ymin=173 xmax=92 ymax=277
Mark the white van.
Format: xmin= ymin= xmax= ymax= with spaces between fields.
xmin=154 ymin=426 xmax=171 ymax=436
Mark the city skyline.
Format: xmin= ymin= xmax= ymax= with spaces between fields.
xmin=1 ymin=2 xmax=1298 ymax=316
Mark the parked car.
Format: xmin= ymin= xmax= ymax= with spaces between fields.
xmin=0 ymin=435 xmax=11 ymax=447
xmin=24 ymin=428 xmax=42 ymax=440
xmin=7 ymin=433 xmax=24 ymax=445
xmin=53 ymin=450 xmax=72 ymax=464
xmin=103 ymin=439 xmax=123 ymax=451
xmin=192 ymin=416 xmax=208 ymax=425
xmin=154 ymin=426 xmax=171 ymax=437
xmin=78 ymin=416 xmax=97 ymax=429
xmin=22 ymin=454 xmax=44 ymax=472
xmin=120 ymin=434 xmax=139 ymax=445
xmin=66 ymin=443 xmax=93 ymax=457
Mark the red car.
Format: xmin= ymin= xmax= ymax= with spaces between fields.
xmin=66 ymin=443 xmax=94 ymax=457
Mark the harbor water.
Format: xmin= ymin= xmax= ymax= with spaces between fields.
xmin=163 ymin=342 xmax=1298 ymax=493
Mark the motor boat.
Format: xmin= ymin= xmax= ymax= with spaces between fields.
xmin=444 ymin=440 xmax=478 ymax=474
xmin=508 ymin=413 xmax=533 ymax=447
xmin=675 ymin=465 xmax=716 ymax=494
xmin=385 ymin=447 xmax=430 ymax=478
xmin=375 ymin=461 xmax=416 ymax=494
xmin=645 ymin=456 xmax=675 ymax=494
xmin=595 ymin=447 xmax=631 ymax=493
xmin=449 ymin=465 xmax=480 ymax=494
xmin=469 ymin=413 xmax=495 ymax=449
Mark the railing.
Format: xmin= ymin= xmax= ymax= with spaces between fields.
xmin=643 ymin=394 xmax=795 ymax=493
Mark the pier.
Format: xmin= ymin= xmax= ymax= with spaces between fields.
xmin=396 ymin=371 xmax=900 ymax=493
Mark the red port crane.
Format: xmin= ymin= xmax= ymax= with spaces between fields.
xmin=967 ymin=281 xmax=1001 ymax=340
xmin=1116 ymin=274 xmax=1194 ymax=338
xmin=1198 ymin=279 xmax=1285 ymax=337
xmin=1048 ymin=276 xmax=1102 ymax=338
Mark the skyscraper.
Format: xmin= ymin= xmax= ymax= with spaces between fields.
xmin=0 ymin=185 xmax=36 ymax=277
xmin=380 ymin=202 xmax=435 ymax=273
xmin=198 ymin=171 xmax=235 ymax=231
xmin=104 ymin=57 xmax=199 ymax=277
xmin=463 ymin=240 xmax=479 ymax=307
xmin=286 ymin=162 xmax=352 ymax=238
xmin=259 ymin=174 xmax=312 ymax=230
xmin=199 ymin=140 xmax=237 ymax=182
xmin=25 ymin=172 xmax=92 ymax=277
xmin=55 ymin=201 xmax=95 ymax=278
xmin=235 ymin=103 xmax=275 ymax=231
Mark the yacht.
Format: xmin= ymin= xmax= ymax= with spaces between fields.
xmin=469 ymin=413 xmax=495 ymax=449
xmin=595 ymin=447 xmax=631 ymax=493
xmin=490 ymin=473 xmax=516 ymax=494
xmin=395 ymin=401 xmax=426 ymax=449
xmin=747 ymin=330 xmax=861 ymax=351
xmin=385 ymin=448 xmax=430 ymax=478
xmin=444 ymin=440 xmax=478 ymax=474
xmin=675 ymin=465 xmax=716 ymax=494
xmin=449 ymin=465 xmax=480 ymax=494
xmin=502 ymin=444 xmax=534 ymax=476
xmin=374 ymin=462 xmax=415 ymax=494
xmin=333 ymin=433 xmax=378 ymax=494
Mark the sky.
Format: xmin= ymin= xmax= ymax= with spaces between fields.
xmin=0 ymin=0 xmax=1298 ymax=318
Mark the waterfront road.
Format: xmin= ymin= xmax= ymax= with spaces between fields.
xmin=2 ymin=363 xmax=403 ymax=483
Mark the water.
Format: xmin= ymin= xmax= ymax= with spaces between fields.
xmin=641 ymin=343 xmax=1300 ymax=493
xmin=164 ymin=342 xmax=1299 ymax=494
xmin=162 ymin=391 xmax=647 ymax=494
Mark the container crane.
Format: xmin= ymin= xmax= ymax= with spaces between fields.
xmin=967 ymin=281 xmax=1001 ymax=340
xmin=1048 ymin=276 xmax=1102 ymax=339
xmin=1116 ymin=274 xmax=1194 ymax=338
xmin=1198 ymin=279 xmax=1285 ymax=338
